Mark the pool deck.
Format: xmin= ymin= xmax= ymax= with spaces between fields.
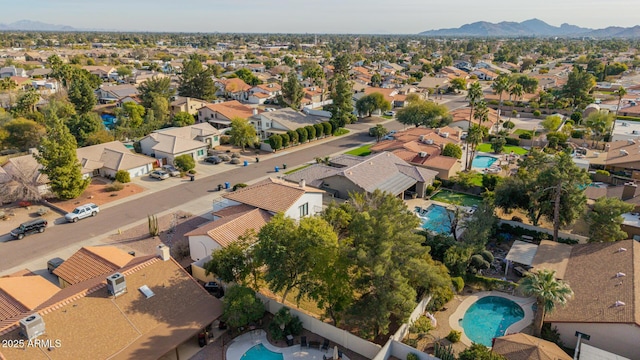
xmin=448 ymin=291 xmax=535 ymax=347
xmin=226 ymin=330 xmax=350 ymax=360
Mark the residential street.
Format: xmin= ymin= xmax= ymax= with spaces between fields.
xmin=0 ymin=120 xmax=408 ymax=272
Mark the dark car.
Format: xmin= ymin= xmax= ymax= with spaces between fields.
xmin=204 ymin=156 xmax=223 ymax=164
xmin=204 ymin=282 xmax=224 ymax=298
xmin=10 ymin=218 xmax=48 ymax=240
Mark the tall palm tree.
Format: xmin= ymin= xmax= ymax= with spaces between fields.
xmin=508 ymin=83 xmax=524 ymax=121
xmin=466 ymin=124 xmax=485 ymax=171
xmin=519 ymin=269 xmax=573 ymax=337
xmin=610 ymin=86 xmax=627 ymax=137
xmin=491 ymin=74 xmax=511 ymax=129
xmin=465 ymin=82 xmax=483 ymax=170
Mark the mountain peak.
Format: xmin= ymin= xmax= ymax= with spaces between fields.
xmin=419 ymin=19 xmax=623 ymax=37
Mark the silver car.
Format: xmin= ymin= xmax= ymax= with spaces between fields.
xmin=162 ymin=165 xmax=181 ymax=177
xmin=149 ymin=170 xmax=170 ymax=180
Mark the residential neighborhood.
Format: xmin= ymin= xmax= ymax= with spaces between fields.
xmin=2 ymin=15 xmax=640 ymax=360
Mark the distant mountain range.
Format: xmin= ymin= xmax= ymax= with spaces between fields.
xmin=0 ymin=20 xmax=77 ymax=31
xmin=420 ymin=19 xmax=640 ymax=38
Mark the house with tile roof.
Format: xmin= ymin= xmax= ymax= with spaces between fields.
xmin=81 ymin=65 xmax=116 ymax=80
xmin=1 ymin=153 xmax=51 ymax=200
xmin=215 ymin=78 xmax=252 ymax=102
xmin=541 ymin=240 xmax=640 ymax=359
xmin=76 ymin=141 xmax=156 ymax=179
xmin=169 ymin=96 xmax=209 ymax=117
xmin=53 ymin=246 xmax=134 ymax=288
xmin=492 ymin=333 xmax=572 ymax=360
xmin=198 ymin=100 xmax=259 ymax=130
xmin=284 ymin=152 xmax=437 ymax=199
xmin=139 ymin=123 xmax=220 ymax=165
xmin=0 ymin=246 xmax=223 ymax=360
xmin=250 ymin=107 xmax=327 ymax=140
xmin=96 ymin=84 xmax=139 ymax=104
xmin=449 ymin=107 xmax=499 ymax=132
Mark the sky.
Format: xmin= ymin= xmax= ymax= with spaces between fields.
xmin=1 ymin=0 xmax=639 ymax=34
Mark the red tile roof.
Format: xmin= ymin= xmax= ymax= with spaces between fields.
xmin=53 ymin=246 xmax=134 ymax=286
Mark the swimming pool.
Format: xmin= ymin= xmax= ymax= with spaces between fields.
xmin=472 ymin=155 xmax=497 ymax=169
xmin=101 ymin=114 xmax=116 ymax=129
xmin=241 ymin=344 xmax=283 ymax=360
xmin=459 ymin=296 xmax=525 ymax=346
xmin=419 ymin=204 xmax=452 ymax=234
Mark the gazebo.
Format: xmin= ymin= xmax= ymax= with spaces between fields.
xmin=504 ymin=240 xmax=539 ymax=277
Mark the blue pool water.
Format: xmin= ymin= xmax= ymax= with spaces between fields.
xmin=241 ymin=344 xmax=283 ymax=360
xmin=472 ymin=155 xmax=497 ymax=169
xmin=101 ymin=114 xmax=116 ymax=129
xmin=419 ymin=205 xmax=452 ymax=234
xmin=459 ymin=296 xmax=525 ymax=347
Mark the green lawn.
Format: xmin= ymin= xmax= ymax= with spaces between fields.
xmin=381 ymin=115 xmax=393 ymax=119
xmin=513 ymin=129 xmax=539 ymax=136
xmin=284 ymin=163 xmax=312 ymax=175
xmin=476 ymin=143 xmax=529 ymax=155
xmin=345 ymin=144 xmax=372 ymax=156
xmin=334 ymin=128 xmax=349 ymax=136
xmin=431 ymin=189 xmax=483 ymax=207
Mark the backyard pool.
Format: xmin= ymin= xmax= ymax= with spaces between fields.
xmin=241 ymin=344 xmax=283 ymax=360
xmin=419 ymin=204 xmax=452 ymax=234
xmin=472 ymin=155 xmax=498 ymax=169
xmin=459 ymin=296 xmax=525 ymax=347
xmin=101 ymin=114 xmax=116 ymax=129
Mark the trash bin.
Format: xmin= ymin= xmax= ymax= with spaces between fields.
xmin=224 ymin=182 xmax=230 ymax=189
xmin=282 ymin=163 xmax=287 ymax=169
xmin=217 ymin=184 xmax=223 ymax=191
xmin=275 ymin=166 xmax=280 ymax=172
xmin=189 ymin=174 xmax=195 ymax=182
xmin=243 ymin=160 xmax=248 ymax=166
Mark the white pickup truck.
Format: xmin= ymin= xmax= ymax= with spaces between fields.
xmin=65 ymin=203 xmax=100 ymax=223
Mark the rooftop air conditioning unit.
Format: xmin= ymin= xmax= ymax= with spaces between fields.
xmin=425 ymin=139 xmax=434 ymax=145
xmin=20 ymin=314 xmax=45 ymax=340
xmin=628 ymin=139 xmax=636 ymax=145
xmin=440 ymin=132 xmax=449 ymax=138
xmin=419 ymin=152 xmax=428 ymax=158
xmin=419 ymin=135 xmax=426 ymax=142
xmin=106 ymin=272 xmax=127 ymax=297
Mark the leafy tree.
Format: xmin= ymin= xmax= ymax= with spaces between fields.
xmin=313 ymin=123 xmax=324 ymax=137
xmin=371 ymin=124 xmax=387 ymax=142
xmin=459 ymin=343 xmax=506 ymax=360
xmin=116 ymin=66 xmax=132 ymax=79
xmin=519 ymin=269 xmax=573 ymax=337
xmin=222 ymin=51 xmax=234 ymax=62
xmin=282 ymin=55 xmax=295 ymax=67
xmin=327 ymin=75 xmax=355 ymax=127
xmin=234 ymin=68 xmax=262 ymax=86
xmin=305 ymin=125 xmax=316 ymax=139
xmin=0 ymin=77 xmax=17 ymax=109
xmin=1 ymin=118 xmax=45 ymax=151
xmin=138 ymin=76 xmax=175 ymax=108
xmin=268 ymin=134 xmax=282 ymax=151
xmin=587 ymin=197 xmax=634 ymax=242
xmin=205 ymin=233 xmax=260 ymax=288
xmin=449 ymin=77 xmax=466 ymax=93
xmin=585 ymin=111 xmax=613 ymax=148
xmin=322 ymin=122 xmax=332 ymax=136
xmin=222 ymin=285 xmax=265 ymax=329
xmin=35 ymin=114 xmax=90 ymax=199
xmin=370 ymin=73 xmax=382 ymax=86
xmin=442 ymin=143 xmax=462 ymax=159
xmin=460 ymin=199 xmax=497 ymax=246
xmin=14 ymin=89 xmax=40 ymax=115
xmin=332 ymin=54 xmax=351 ymax=76
xmin=396 ymin=99 xmax=450 ymax=128
xmin=228 ymin=117 xmax=257 ymax=152
xmin=541 ymin=114 xmax=563 ymax=131
xmin=491 ymin=136 xmax=506 ymax=153
xmin=563 ymin=66 xmax=595 ymax=108
xmin=174 ymin=154 xmax=195 ymax=171
xmin=355 ymin=92 xmax=391 ymax=117
xmin=280 ymin=132 xmax=290 ymax=147
xmin=172 ymin=111 xmax=195 ymax=127
xmin=67 ymin=75 xmax=97 ymax=114
xmin=296 ymin=127 xmax=308 ymax=143
xmin=115 ymin=102 xmax=146 ymax=130
xmin=178 ymin=57 xmax=217 ymax=100
xmin=513 ymin=74 xmax=539 ymax=93
xmin=282 ymin=70 xmax=304 ymax=109
xmin=67 ymin=112 xmax=103 ymax=147
xmin=85 ymin=129 xmax=114 ymax=145
xmin=301 ymin=60 xmax=324 ymax=85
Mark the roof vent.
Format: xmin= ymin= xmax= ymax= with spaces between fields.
xmin=157 ymin=244 xmax=170 ymax=261
xmin=299 ymin=179 xmax=306 ymax=188
xmin=616 ymin=272 xmax=626 ymax=278
xmin=19 ymin=314 xmax=45 ymax=340
xmin=620 ymin=149 xmax=629 ymax=156
xmin=628 ymin=139 xmax=636 ymax=145
xmin=419 ymin=152 xmax=428 ymax=158
xmin=425 ymin=139 xmax=434 ymax=145
xmin=617 ymin=247 xmax=628 ymax=253
xmin=106 ymin=272 xmax=127 ymax=297
xmin=139 ymin=285 xmax=155 ymax=299
xmin=614 ymin=300 xmax=626 ymax=307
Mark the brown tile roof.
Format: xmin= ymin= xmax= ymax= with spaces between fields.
xmin=254 ymin=83 xmax=282 ymax=92
xmin=492 ymin=333 xmax=572 ymax=360
xmin=450 ymin=107 xmax=498 ymax=128
xmin=605 ymin=140 xmax=640 ymax=168
xmin=219 ymin=77 xmax=252 ymax=92
xmin=202 ymin=100 xmax=257 ymax=120
xmin=545 ymin=240 xmax=640 ymax=326
xmin=530 ymin=240 xmax=572 ymax=280
xmin=53 ymin=246 xmax=134 ymax=286
xmin=212 ymin=203 xmax=257 ymax=217
xmin=76 ymin=141 xmax=155 ymax=173
xmin=0 ymin=277 xmax=59 ymax=312
xmin=185 ymin=208 xmax=272 ymax=247
xmin=421 ymin=155 xmax=459 ymax=170
xmin=0 ymin=256 xmax=223 ymax=360
xmin=223 ymin=177 xmax=323 ymax=213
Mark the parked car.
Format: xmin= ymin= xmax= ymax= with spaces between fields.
xmin=204 ymin=156 xmax=223 ymax=164
xmin=149 ymin=170 xmax=170 ymax=180
xmin=47 ymin=257 xmax=64 ymax=274
xmin=10 ymin=219 xmax=48 ymax=240
xmin=384 ymin=110 xmax=396 ymax=116
xmin=161 ymin=164 xmax=181 ymax=177
xmin=65 ymin=203 xmax=99 ymax=223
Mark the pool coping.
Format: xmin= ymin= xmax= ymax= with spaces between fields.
xmin=226 ymin=329 xmax=348 ymax=360
xmin=448 ymin=291 xmax=535 ymax=347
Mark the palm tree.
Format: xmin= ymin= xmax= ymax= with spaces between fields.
xmin=519 ymin=269 xmax=573 ymax=337
xmin=508 ymin=83 xmax=524 ymax=122
xmin=610 ymin=86 xmax=627 ymax=137
xmin=0 ymin=77 xmax=17 ymax=109
xmin=465 ymin=82 xmax=483 ymax=170
xmin=466 ymin=124 xmax=485 ymax=171
xmin=491 ymin=74 xmax=511 ymax=129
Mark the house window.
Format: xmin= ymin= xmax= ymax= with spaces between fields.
xmin=197 ymin=149 xmax=205 ymax=156
xmin=214 ymin=135 xmax=219 ymax=141
xmin=299 ymin=203 xmax=309 ymax=217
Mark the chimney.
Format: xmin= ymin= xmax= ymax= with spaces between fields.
xmin=299 ymin=179 xmax=306 ymax=188
xmin=622 ymin=182 xmax=637 ymax=200
xmin=157 ymin=244 xmax=170 ymax=261
xmin=252 ymin=108 xmax=258 ymax=116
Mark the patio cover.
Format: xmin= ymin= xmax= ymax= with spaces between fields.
xmin=505 ymin=240 xmax=539 ymax=266
xmin=492 ymin=333 xmax=572 ymax=360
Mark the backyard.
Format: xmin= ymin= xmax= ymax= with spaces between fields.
xmin=430 ymin=189 xmax=483 ymax=207
xmin=476 ymin=143 xmax=529 ymax=155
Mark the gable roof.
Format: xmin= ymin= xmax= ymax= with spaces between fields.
xmin=492 ymin=333 xmax=572 ymax=360
xmin=185 ymin=207 xmax=272 ymax=248
xmin=201 ymin=100 xmax=257 ymax=120
xmin=545 ymin=240 xmax=640 ymax=326
xmin=2 ymin=154 xmax=48 ymax=185
xmin=0 ymin=255 xmax=222 ymax=360
xmin=259 ymin=108 xmax=325 ymax=131
xmin=77 ymin=141 xmax=155 ymax=173
xmin=282 ymin=164 xmax=340 ymax=187
xmin=219 ymin=77 xmax=251 ymax=92
xmin=53 ymin=246 xmax=134 ymax=286
xmin=146 ymin=123 xmax=219 ymax=154
xmin=223 ymin=177 xmax=323 ymax=213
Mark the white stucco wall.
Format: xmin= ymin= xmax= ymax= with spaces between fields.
xmin=189 ymin=234 xmax=222 ymax=262
xmin=552 ymin=322 xmax=640 ymax=360
xmin=127 ymin=164 xmax=152 ymax=178
xmin=283 ymin=192 xmax=323 ymax=220
xmin=139 ymin=137 xmax=157 ymax=157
